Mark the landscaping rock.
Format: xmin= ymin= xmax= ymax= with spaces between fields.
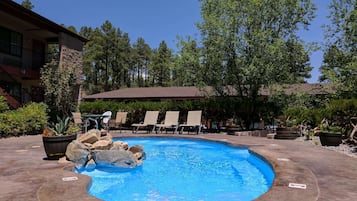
xmin=111 ymin=141 xmax=128 ymax=150
xmin=92 ymin=150 xmax=137 ymax=168
xmin=100 ymin=133 xmax=113 ymax=141
xmin=85 ymin=159 xmax=96 ymax=170
xmin=92 ymin=139 xmax=113 ymax=150
xmin=65 ymin=129 xmax=146 ymax=169
xmin=129 ymin=144 xmax=144 ymax=154
xmin=78 ymin=130 xmax=100 ymax=144
xmin=65 ymin=140 xmax=91 ymax=169
xmin=129 ymin=145 xmax=146 ymax=162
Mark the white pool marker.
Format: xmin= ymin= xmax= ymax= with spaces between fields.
xmin=31 ymin=145 xmax=40 ymax=148
xmin=62 ymin=176 xmax=78 ymax=181
xmin=15 ymin=149 xmax=28 ymax=153
xmin=277 ymin=158 xmax=290 ymax=161
xmin=270 ymin=144 xmax=278 ymax=146
xmin=288 ymin=183 xmax=307 ymax=189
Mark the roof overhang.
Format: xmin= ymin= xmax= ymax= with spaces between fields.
xmin=82 ymin=84 xmax=335 ymax=101
xmin=0 ymin=0 xmax=88 ymax=42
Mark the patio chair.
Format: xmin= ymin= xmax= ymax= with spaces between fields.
xmin=179 ymin=110 xmax=202 ymax=134
xmin=71 ymin=112 xmax=86 ymax=132
xmin=101 ymin=111 xmax=112 ymax=133
xmin=155 ymin=111 xmax=180 ymax=134
xmin=114 ymin=111 xmax=128 ymax=133
xmin=131 ymin=111 xmax=159 ymax=133
xmin=71 ymin=112 xmax=83 ymax=126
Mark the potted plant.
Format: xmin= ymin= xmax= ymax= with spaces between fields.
xmin=42 ymin=116 xmax=80 ymax=160
xmin=275 ymin=116 xmax=300 ymax=139
xmin=318 ymin=119 xmax=343 ymax=146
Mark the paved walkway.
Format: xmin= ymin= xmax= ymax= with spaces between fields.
xmin=0 ymin=132 xmax=356 ymax=201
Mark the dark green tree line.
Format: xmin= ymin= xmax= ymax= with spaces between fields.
xmin=78 ymin=21 xmax=192 ymax=94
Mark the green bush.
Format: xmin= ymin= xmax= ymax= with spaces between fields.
xmin=323 ymin=99 xmax=357 ymax=120
xmin=0 ymin=96 xmax=9 ymax=112
xmin=0 ymin=102 xmax=48 ymax=137
xmin=284 ymin=106 xmax=322 ymax=127
xmin=80 ymin=100 xmax=206 ymax=124
xmin=79 ymin=98 xmax=263 ymax=127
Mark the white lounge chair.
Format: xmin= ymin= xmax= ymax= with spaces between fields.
xmin=132 ymin=111 xmax=159 ymax=133
xmin=179 ymin=110 xmax=202 ymax=134
xmin=155 ymin=111 xmax=180 ymax=134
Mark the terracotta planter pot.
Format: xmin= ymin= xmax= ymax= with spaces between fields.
xmin=319 ymin=132 xmax=342 ymax=146
xmin=42 ymin=134 xmax=77 ymax=160
xmin=275 ymin=127 xmax=300 ymax=140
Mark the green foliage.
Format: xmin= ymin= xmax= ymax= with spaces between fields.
xmin=197 ymin=0 xmax=316 ymax=127
xmin=173 ymin=36 xmax=203 ymax=86
xmin=40 ymin=60 xmax=79 ymax=119
xmin=281 ymin=99 xmax=357 ymax=133
xmin=320 ymin=0 xmax=357 ymax=98
xmin=49 ymin=116 xmax=70 ymax=135
xmin=21 ymin=0 xmax=34 ymax=10
xmin=0 ymin=96 xmax=9 ymax=112
xmin=268 ymin=86 xmax=330 ymax=127
xmin=132 ymin=37 xmax=152 ymax=87
xmin=79 ymin=20 xmax=206 ymax=94
xmin=319 ymin=118 xmax=343 ymax=134
xmin=0 ymin=102 xmax=48 ymax=137
xmin=322 ymin=99 xmax=357 ymax=124
xmin=284 ymin=107 xmax=322 ymax=127
xmin=197 ymin=0 xmax=315 ymax=89
xmin=47 ymin=116 xmax=72 ymax=136
xmin=79 ymin=98 xmax=269 ymax=129
xmin=150 ymin=41 xmax=172 ymax=86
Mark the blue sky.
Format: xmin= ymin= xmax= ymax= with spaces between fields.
xmin=16 ymin=0 xmax=331 ymax=83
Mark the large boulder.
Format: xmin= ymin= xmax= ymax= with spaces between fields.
xmin=92 ymin=150 xmax=137 ymax=168
xmin=65 ymin=140 xmax=91 ymax=169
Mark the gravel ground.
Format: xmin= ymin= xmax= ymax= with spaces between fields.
xmin=295 ymin=136 xmax=357 ymax=158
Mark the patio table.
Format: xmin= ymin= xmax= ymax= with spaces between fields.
xmin=82 ymin=114 xmax=110 ymax=132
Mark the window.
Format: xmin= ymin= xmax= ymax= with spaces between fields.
xmin=0 ymin=27 xmax=22 ymax=57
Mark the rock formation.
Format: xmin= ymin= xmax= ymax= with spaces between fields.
xmin=65 ymin=129 xmax=146 ymax=170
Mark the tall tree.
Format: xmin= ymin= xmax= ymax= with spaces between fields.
xmin=111 ymin=30 xmax=132 ymax=89
xmin=173 ymin=36 xmax=202 ymax=86
xmin=79 ymin=27 xmax=104 ymax=94
xmin=197 ymin=0 xmax=316 ymax=127
xmin=100 ymin=21 xmax=117 ymax=91
xmin=320 ymin=0 xmax=357 ymax=98
xmin=132 ymin=38 xmax=152 ymax=87
xmin=150 ymin=41 xmax=172 ymax=86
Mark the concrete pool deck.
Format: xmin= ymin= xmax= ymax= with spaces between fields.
xmin=0 ymin=132 xmax=356 ymax=201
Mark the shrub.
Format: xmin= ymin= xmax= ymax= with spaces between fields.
xmin=0 ymin=96 xmax=9 ymax=112
xmin=40 ymin=60 xmax=79 ymax=120
xmin=0 ymin=102 xmax=48 ymax=137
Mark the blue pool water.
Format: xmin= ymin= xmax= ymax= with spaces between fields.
xmin=78 ymin=138 xmax=275 ymax=201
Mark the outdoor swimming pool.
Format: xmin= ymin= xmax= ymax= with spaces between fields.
xmin=78 ymin=138 xmax=275 ymax=201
